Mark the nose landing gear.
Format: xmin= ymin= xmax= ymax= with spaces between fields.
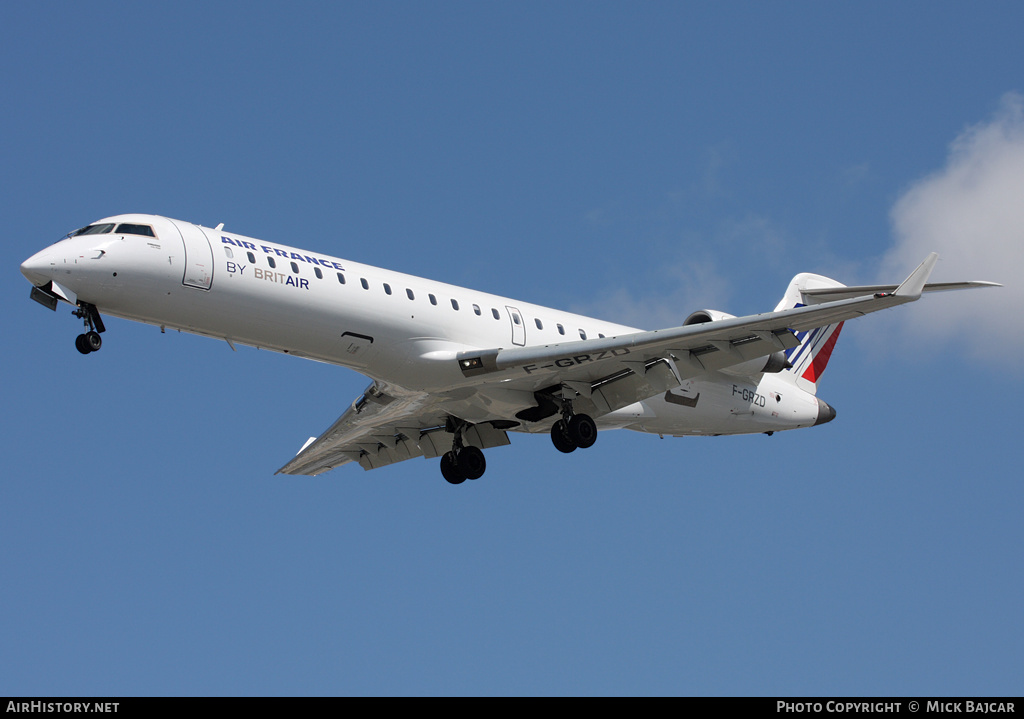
xmin=75 ymin=331 xmax=102 ymax=354
xmin=72 ymin=303 xmax=105 ymax=355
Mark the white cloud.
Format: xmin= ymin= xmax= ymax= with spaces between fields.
xmin=877 ymin=92 xmax=1024 ymax=365
xmin=574 ymin=97 xmax=1023 ymax=357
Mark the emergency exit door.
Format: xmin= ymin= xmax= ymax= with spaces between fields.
xmin=506 ymin=306 xmax=526 ymax=346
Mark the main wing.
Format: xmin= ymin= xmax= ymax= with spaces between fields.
xmin=454 ymin=253 xmax=947 ymax=387
xmin=275 ymin=385 xmax=514 ymax=475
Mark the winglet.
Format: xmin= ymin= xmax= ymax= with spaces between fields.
xmin=893 ymin=253 xmax=939 ymax=299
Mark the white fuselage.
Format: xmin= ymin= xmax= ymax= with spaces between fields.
xmin=21 ymin=214 xmax=826 ymax=440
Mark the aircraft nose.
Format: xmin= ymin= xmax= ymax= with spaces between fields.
xmin=21 ymin=249 xmax=54 ymax=286
xmin=814 ymin=398 xmax=837 ymax=426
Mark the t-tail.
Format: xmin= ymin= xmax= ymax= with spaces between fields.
xmin=773 ymin=273 xmax=847 ymax=396
xmin=771 ymin=257 xmax=1001 ymax=396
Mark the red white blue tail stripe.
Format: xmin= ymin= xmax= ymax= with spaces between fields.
xmin=772 ymin=271 xmax=850 ymax=395
xmin=784 ymin=308 xmax=844 ymax=387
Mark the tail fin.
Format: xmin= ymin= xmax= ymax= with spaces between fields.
xmin=774 ymin=273 xmax=846 ymax=395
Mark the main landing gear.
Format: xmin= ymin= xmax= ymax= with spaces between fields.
xmin=550 ymin=397 xmax=598 ymax=454
xmin=440 ymin=418 xmax=487 ymax=485
xmin=72 ymin=303 xmax=106 ymax=355
xmin=437 ymin=398 xmax=600 ymax=485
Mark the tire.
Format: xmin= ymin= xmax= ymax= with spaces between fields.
xmin=440 ymin=452 xmax=466 ymax=484
xmin=457 ymin=446 xmax=486 ymax=480
xmin=85 ymin=331 xmax=102 ymax=352
xmin=567 ymin=414 xmax=598 ymax=449
xmin=550 ymin=420 xmax=577 ymax=453
xmin=75 ymin=334 xmax=92 ymax=354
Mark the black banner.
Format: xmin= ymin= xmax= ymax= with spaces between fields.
xmin=1 ymin=697 xmax=1021 ymax=708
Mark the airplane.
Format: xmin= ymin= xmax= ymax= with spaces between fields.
xmin=20 ymin=214 xmax=999 ymax=484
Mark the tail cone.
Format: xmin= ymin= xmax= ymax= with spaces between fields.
xmin=814 ymin=399 xmax=836 ymax=426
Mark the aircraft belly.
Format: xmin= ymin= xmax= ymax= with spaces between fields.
xmin=628 ymin=375 xmax=820 ymax=436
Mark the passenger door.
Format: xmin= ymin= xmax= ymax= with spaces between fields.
xmin=169 ymin=219 xmax=215 ymax=290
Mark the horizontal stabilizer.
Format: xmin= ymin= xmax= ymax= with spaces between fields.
xmin=802 ymin=281 xmax=1000 ymax=303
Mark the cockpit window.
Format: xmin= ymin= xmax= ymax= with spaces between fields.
xmin=71 ymin=223 xmax=116 ymax=236
xmin=115 ymin=223 xmax=156 ymax=237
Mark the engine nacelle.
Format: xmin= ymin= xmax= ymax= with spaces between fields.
xmin=682 ymin=309 xmax=790 ymax=376
xmin=683 ymin=309 xmax=736 ymax=325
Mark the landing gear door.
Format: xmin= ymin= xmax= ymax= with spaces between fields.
xmin=506 ymin=306 xmax=526 ymax=346
xmin=170 ymin=219 xmax=215 ymax=290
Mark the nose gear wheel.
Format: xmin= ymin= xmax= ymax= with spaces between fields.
xmin=71 ymin=303 xmax=105 ymax=354
xmin=75 ymin=331 xmax=102 ymax=354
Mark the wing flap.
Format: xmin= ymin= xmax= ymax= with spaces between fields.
xmin=276 ymin=387 xmax=444 ymax=475
xmin=277 ymin=383 xmax=515 ymax=475
xmin=357 ymin=435 xmax=426 ymax=471
xmin=589 ymin=358 xmax=680 ymax=414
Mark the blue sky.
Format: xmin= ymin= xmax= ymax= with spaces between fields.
xmin=3 ymin=2 xmax=1022 ymax=696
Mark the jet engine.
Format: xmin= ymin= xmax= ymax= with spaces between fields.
xmin=683 ymin=309 xmax=736 ymax=325
xmin=682 ymin=309 xmax=790 ymax=376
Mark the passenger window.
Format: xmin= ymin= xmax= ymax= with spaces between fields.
xmin=473 ymin=304 xmax=482 ymax=316
xmin=491 ymin=308 xmax=500 ymax=320
xmin=579 ymin=329 xmax=587 ymax=340
xmin=429 ymin=294 xmax=437 ymax=306
xmin=337 ymin=272 xmax=346 ymax=284
xmin=223 ymin=246 xmax=234 ymax=259
xmin=557 ymin=324 xmax=565 ymax=335
xmin=383 ymin=283 xmax=392 ymax=295
xmin=360 ymin=278 xmax=369 ymax=290
xmin=406 ymin=288 xmax=415 ymax=300
xmin=268 ymin=257 xmax=277 ymax=269
xmin=314 ymin=267 xmax=323 ymax=279
xmin=512 ymin=314 xmax=521 ymax=325
xmin=598 ymin=333 xmax=606 ymax=339
xmin=290 ymin=262 xmax=299 ymax=274
xmin=115 ymin=223 xmax=156 ymax=237
xmin=451 ymin=299 xmax=460 ymax=310
xmin=247 ymin=252 xmax=256 ymax=263
xmin=535 ymin=318 xmax=543 ymax=330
